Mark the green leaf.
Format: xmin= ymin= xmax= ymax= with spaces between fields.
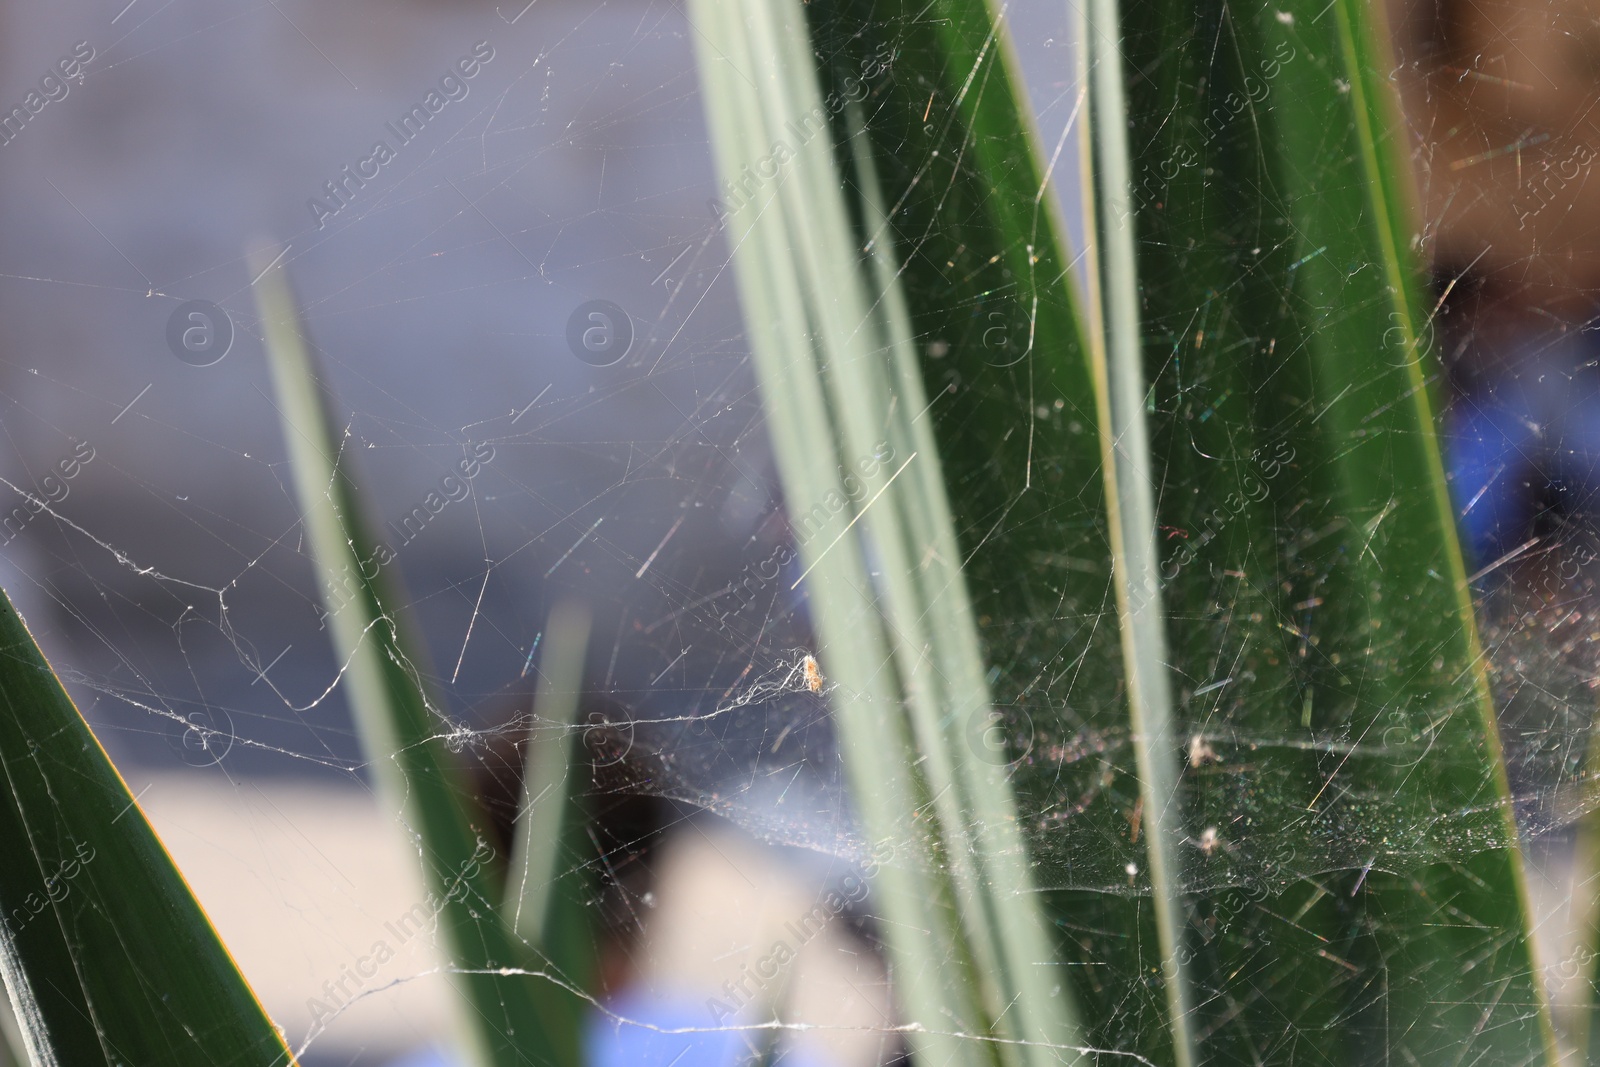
xmin=504 ymin=600 xmax=596 ymax=992
xmin=253 ymin=255 xmax=584 ymax=1067
xmin=0 ymin=584 xmax=296 ymax=1065
xmin=795 ymin=0 xmax=1178 ymax=1059
xmin=693 ymin=1 xmax=1087 ymax=1063
xmin=1079 ymin=0 xmax=1197 ymax=1060
xmin=1115 ymin=0 xmax=1557 ymax=1061
xmin=770 ymin=0 xmax=1556 ymax=1061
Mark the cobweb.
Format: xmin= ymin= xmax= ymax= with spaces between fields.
xmin=1 ymin=0 xmax=1599 ymax=1063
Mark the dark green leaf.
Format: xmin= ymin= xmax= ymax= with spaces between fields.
xmin=0 ymin=585 xmax=296 ymax=1065
xmin=1118 ymin=0 xmax=1556 ymax=1061
xmin=793 ymin=0 xmax=1556 ymax=1061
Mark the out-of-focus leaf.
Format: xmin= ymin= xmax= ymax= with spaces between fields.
xmin=0 ymin=584 xmax=296 ymax=1065
xmin=505 ymin=600 xmax=595 ymax=991
xmin=799 ymin=0 xmax=1181 ymax=1059
xmin=254 ymin=255 xmax=583 ymax=1067
xmin=692 ymin=1 xmax=1087 ymax=1063
xmin=0 ymin=999 xmax=21 ymax=1066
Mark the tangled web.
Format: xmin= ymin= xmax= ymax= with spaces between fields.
xmin=5 ymin=0 xmax=1600 ymax=1062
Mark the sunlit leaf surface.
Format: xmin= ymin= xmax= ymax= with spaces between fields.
xmin=0 ymin=586 xmax=295 ymax=1066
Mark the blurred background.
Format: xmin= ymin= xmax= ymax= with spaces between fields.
xmin=0 ymin=1 xmax=1079 ymax=1063
xmin=1393 ymin=0 xmax=1600 ymax=569
xmin=12 ymin=0 xmax=1600 ymax=1062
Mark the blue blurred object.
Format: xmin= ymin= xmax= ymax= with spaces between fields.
xmin=376 ymin=996 xmax=834 ymax=1067
xmin=1445 ymin=329 xmax=1600 ymax=570
xmin=586 ymin=992 xmax=755 ymax=1067
xmin=382 ymin=1044 xmax=458 ymax=1067
xmin=583 ymin=989 xmax=846 ymax=1067
xmin=1447 ymin=394 xmax=1541 ymax=567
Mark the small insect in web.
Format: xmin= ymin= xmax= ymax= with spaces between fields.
xmin=802 ymin=654 xmax=824 ymax=693
xmin=714 ymin=650 xmax=828 ymax=714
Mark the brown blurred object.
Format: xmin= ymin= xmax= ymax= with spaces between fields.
xmin=470 ymin=690 xmax=662 ymax=1000
xmin=1393 ymin=0 xmax=1600 ymax=317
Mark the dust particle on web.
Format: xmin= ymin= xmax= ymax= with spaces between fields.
xmin=802 ymin=654 xmax=823 ymax=693
xmin=1188 ymin=733 xmax=1218 ymax=767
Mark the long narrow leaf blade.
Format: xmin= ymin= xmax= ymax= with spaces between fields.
xmin=693 ymin=1 xmax=1088 ymax=1062
xmin=505 ymin=600 xmax=594 ymax=991
xmin=1118 ymin=0 xmax=1557 ymax=1060
xmin=253 ymin=256 xmax=582 ymax=1067
xmin=692 ymin=12 xmax=989 ymax=1063
xmin=1080 ymin=0 xmax=1196 ymax=1060
xmin=0 ymin=586 xmax=296 ymax=1065
xmin=800 ymin=0 xmax=1187 ymax=1060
